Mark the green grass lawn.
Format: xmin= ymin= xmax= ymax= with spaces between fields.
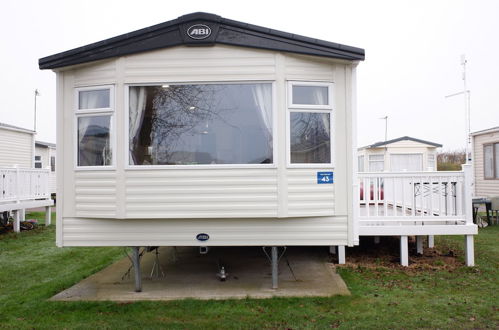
xmin=0 ymin=212 xmax=497 ymax=329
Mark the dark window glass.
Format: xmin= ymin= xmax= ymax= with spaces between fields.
xmin=34 ymin=162 xmax=42 ymax=169
xmin=292 ymin=86 xmax=328 ymax=105
xmin=129 ymin=84 xmax=273 ymax=165
xmin=290 ymin=112 xmax=330 ymax=163
xmin=50 ymin=156 xmax=55 ymax=172
xmin=35 ymin=156 xmax=41 ymax=161
xmin=78 ymin=116 xmax=112 ymax=166
xmin=78 ymin=89 xmax=110 ymax=109
xmin=484 ymin=145 xmax=494 ymax=179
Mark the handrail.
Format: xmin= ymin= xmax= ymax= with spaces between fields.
xmin=0 ymin=166 xmax=50 ymax=202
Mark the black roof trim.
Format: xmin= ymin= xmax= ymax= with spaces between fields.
xmin=363 ymin=136 xmax=442 ymax=149
xmin=39 ymin=12 xmax=365 ymax=70
xmin=35 ymin=141 xmax=56 ymax=148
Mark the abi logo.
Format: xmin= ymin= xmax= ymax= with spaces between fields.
xmin=187 ymin=24 xmax=212 ymax=40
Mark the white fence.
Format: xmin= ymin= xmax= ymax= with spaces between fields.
xmin=0 ymin=167 xmax=50 ymax=203
xmin=358 ymin=165 xmax=474 ymax=233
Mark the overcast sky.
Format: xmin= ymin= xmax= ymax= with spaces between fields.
xmin=1 ymin=0 xmax=498 ymax=150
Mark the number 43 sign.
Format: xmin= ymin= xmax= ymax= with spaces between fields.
xmin=317 ymin=172 xmax=334 ymax=184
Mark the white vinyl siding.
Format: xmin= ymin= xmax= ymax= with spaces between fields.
xmin=0 ymin=128 xmax=33 ymax=168
xmin=358 ymin=155 xmax=365 ymax=172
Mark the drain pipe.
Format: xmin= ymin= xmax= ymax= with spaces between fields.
xmin=132 ymin=247 xmax=142 ymax=292
xmin=271 ymin=246 xmax=278 ymax=289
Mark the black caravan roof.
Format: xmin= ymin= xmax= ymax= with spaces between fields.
xmin=361 ymin=136 xmax=443 ymax=149
xmin=39 ymin=12 xmax=365 ymax=70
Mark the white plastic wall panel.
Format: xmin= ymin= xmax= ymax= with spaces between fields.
xmin=473 ymin=130 xmax=499 ymax=197
xmin=73 ymin=60 xmax=117 ymax=86
xmin=61 ymin=216 xmax=348 ymax=246
xmin=286 ymin=169 xmax=335 ymax=217
xmin=124 ymin=169 xmax=278 ymax=218
xmin=0 ymin=128 xmax=33 ymax=168
xmin=124 ymin=45 xmax=276 ymax=83
xmin=284 ymin=54 xmax=336 ymax=81
xmin=75 ymin=171 xmax=117 ymax=218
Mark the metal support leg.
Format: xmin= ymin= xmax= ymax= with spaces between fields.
xmin=428 ymin=235 xmax=434 ymax=248
xmin=416 ymin=236 xmax=424 ymax=255
xmin=271 ymin=246 xmax=278 ymax=289
xmin=45 ymin=206 xmax=51 ymax=226
xmin=132 ymin=247 xmax=142 ymax=292
xmin=329 ymin=246 xmax=336 ymax=254
xmin=13 ymin=210 xmax=20 ymax=233
xmin=400 ymin=236 xmax=409 ymax=266
xmin=337 ymin=246 xmax=346 ymax=264
xmin=374 ymin=236 xmax=380 ymax=244
xmin=464 ymin=235 xmax=475 ymax=267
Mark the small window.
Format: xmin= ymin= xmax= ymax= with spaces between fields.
xmin=290 ymin=112 xmax=330 ymax=163
xmin=35 ymin=156 xmax=41 ymax=161
xmin=77 ymin=116 xmax=112 ymax=166
xmin=484 ymin=143 xmax=499 ymax=179
xmin=427 ymin=154 xmax=435 ymax=170
xmin=358 ymin=155 xmax=365 ymax=172
xmin=75 ymin=86 xmax=114 ymax=167
xmin=292 ymin=86 xmax=328 ymax=105
xmin=78 ymin=89 xmax=110 ymax=109
xmin=50 ymin=156 xmax=56 ymax=172
xmin=287 ymin=81 xmax=333 ymax=166
xmin=34 ymin=155 xmax=42 ymax=168
xmin=369 ymin=154 xmax=384 ymax=172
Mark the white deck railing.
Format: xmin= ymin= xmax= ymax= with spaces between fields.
xmin=0 ymin=167 xmax=50 ymax=203
xmin=357 ymin=165 xmax=474 ymax=234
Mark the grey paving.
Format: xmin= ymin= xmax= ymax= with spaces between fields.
xmin=51 ymin=246 xmax=350 ymax=301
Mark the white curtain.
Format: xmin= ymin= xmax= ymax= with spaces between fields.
xmin=313 ymin=88 xmax=330 ymax=136
xmin=251 ymin=84 xmax=272 ymax=139
xmin=390 ymin=154 xmax=423 ymax=171
xmin=129 ymin=87 xmax=147 ymax=164
xmin=78 ymin=117 xmax=91 ymax=149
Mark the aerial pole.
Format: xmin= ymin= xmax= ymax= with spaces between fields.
xmin=34 ymin=89 xmax=40 ymax=132
xmin=445 ymin=55 xmax=471 ymax=163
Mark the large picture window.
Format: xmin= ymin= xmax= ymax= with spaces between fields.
xmin=75 ymin=86 xmax=114 ymax=167
xmin=287 ymin=81 xmax=333 ymax=166
xmin=128 ymin=83 xmax=273 ymax=166
xmin=484 ymin=142 xmax=499 ymax=179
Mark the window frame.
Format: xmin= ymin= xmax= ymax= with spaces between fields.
xmin=74 ymin=85 xmax=116 ymax=170
xmin=484 ymin=142 xmax=499 ymax=180
xmin=124 ymin=81 xmax=278 ymax=170
xmin=286 ymin=81 xmax=334 ymax=168
xmin=368 ymin=154 xmax=385 ymax=172
xmin=34 ymin=155 xmax=42 ymax=169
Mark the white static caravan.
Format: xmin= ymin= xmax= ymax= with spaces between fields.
xmin=35 ymin=141 xmax=57 ymax=195
xmin=39 ymin=12 xmax=364 ymax=290
xmin=0 ymin=123 xmax=53 ymax=230
xmin=471 ymin=126 xmax=499 ymax=198
xmin=357 ymin=136 xmax=441 ymax=172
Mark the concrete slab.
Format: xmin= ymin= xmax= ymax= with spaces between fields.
xmin=51 ymin=246 xmax=349 ymax=301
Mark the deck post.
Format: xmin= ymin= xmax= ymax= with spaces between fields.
xmin=416 ymin=236 xmax=424 ymax=254
xmin=427 ymin=235 xmax=434 ymax=248
xmin=13 ymin=210 xmax=20 ymax=233
xmin=329 ymin=246 xmax=336 ymax=254
xmin=131 ymin=247 xmax=142 ymax=292
xmin=374 ymin=236 xmax=380 ymax=244
xmin=464 ymin=235 xmax=475 ymax=267
xmin=337 ymin=246 xmax=346 ymax=264
xmin=271 ymin=246 xmax=278 ymax=289
xmin=45 ymin=206 xmax=51 ymax=226
xmin=400 ymin=236 xmax=409 ymax=266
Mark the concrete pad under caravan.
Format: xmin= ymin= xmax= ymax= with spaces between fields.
xmin=51 ymin=246 xmax=350 ymax=301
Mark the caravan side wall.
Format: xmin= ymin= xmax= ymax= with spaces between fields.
xmin=0 ymin=128 xmax=34 ymax=168
xmin=56 ymin=45 xmax=356 ymax=247
xmin=473 ymin=130 xmax=499 ymax=197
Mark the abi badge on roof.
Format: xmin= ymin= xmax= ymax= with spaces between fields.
xmin=317 ymin=172 xmax=334 ymax=184
xmin=187 ymin=24 xmax=212 ymax=39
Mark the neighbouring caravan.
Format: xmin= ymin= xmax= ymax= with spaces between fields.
xmin=358 ymin=136 xmax=441 ymax=172
xmin=0 ymin=123 xmax=53 ymax=231
xmin=35 ymin=141 xmax=56 ymax=195
xmin=0 ymin=122 xmax=35 ymax=168
xmin=39 ymin=12 xmax=365 ymax=290
xmin=471 ymin=126 xmax=499 ymax=198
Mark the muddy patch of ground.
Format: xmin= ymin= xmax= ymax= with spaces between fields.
xmin=334 ymin=236 xmax=465 ymax=273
